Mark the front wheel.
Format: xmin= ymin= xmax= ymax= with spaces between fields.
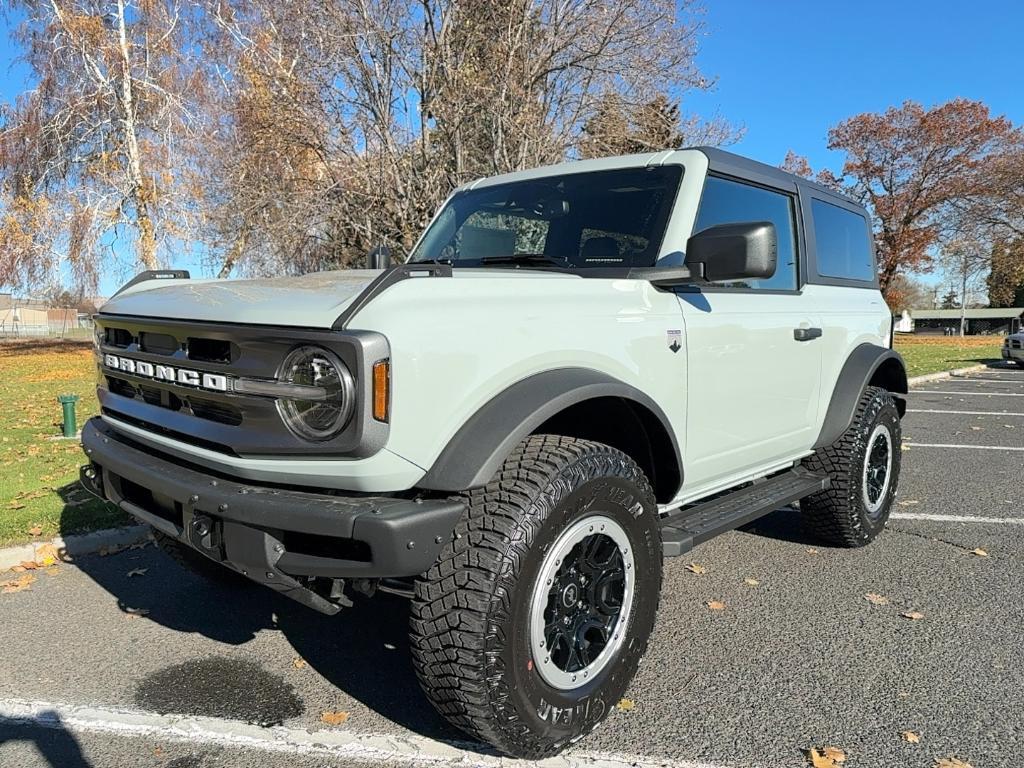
xmin=409 ymin=435 xmax=662 ymax=759
xmin=801 ymin=386 xmax=902 ymax=547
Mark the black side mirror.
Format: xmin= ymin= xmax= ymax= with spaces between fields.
xmin=684 ymin=221 xmax=777 ymax=283
xmin=367 ymin=245 xmax=392 ymax=270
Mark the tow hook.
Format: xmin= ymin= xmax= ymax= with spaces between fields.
xmin=190 ymin=514 xmax=219 ymax=551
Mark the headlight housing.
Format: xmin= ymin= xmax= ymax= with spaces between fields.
xmin=277 ymin=346 xmax=355 ymax=441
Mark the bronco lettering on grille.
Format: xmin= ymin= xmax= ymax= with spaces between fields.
xmin=103 ymin=354 xmax=229 ymax=392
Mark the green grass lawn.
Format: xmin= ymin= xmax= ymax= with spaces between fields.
xmin=894 ymin=337 xmax=1006 ymax=378
xmin=0 ymin=340 xmax=129 ymax=547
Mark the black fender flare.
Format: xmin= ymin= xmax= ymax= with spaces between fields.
xmin=417 ymin=368 xmax=683 ymax=492
xmin=814 ymin=343 xmax=908 ymax=449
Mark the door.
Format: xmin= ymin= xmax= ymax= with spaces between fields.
xmin=680 ymin=176 xmax=822 ymax=489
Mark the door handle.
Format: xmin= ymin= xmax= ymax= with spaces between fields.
xmin=793 ymin=327 xmax=823 ymax=342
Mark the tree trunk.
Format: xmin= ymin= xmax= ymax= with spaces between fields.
xmin=115 ymin=0 xmax=158 ymax=271
xmin=218 ymin=229 xmax=248 ymax=279
xmin=960 ymin=259 xmax=969 ymax=337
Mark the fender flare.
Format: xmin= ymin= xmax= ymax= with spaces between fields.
xmin=417 ymin=368 xmax=682 ymax=492
xmin=814 ymin=343 xmax=908 ymax=449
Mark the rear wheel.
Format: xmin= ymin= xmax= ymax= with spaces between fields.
xmin=409 ymin=435 xmax=662 ymax=759
xmin=801 ymin=386 xmax=901 ymax=547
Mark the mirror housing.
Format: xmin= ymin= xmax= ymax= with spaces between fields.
xmin=367 ymin=245 xmax=392 ymax=270
xmin=684 ymin=221 xmax=777 ymax=283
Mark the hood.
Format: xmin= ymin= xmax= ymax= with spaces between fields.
xmin=100 ymin=270 xmax=383 ymax=328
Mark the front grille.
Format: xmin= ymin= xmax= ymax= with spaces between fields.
xmin=94 ymin=314 xmax=388 ymax=457
xmin=102 ymin=408 xmax=239 ymax=455
xmin=107 ymin=375 xmax=240 ymax=425
xmin=1011 ymin=339 xmax=1022 ymax=349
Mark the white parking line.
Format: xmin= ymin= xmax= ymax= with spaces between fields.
xmin=910 ymin=391 xmax=1024 ymax=397
xmin=903 ymin=442 xmax=1024 ymax=451
xmin=907 ymin=409 xmax=1024 ymax=416
xmin=0 ymin=698 xmax=729 ymax=768
xmin=891 ymin=512 xmax=1024 ymax=525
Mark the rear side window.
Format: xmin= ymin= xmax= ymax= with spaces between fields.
xmin=811 ymin=199 xmax=875 ymax=281
xmin=693 ymin=176 xmax=798 ymax=290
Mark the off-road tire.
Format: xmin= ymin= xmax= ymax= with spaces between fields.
xmin=152 ymin=529 xmax=250 ymax=586
xmin=801 ymin=386 xmax=901 ymax=547
xmin=409 ymin=435 xmax=662 ymax=759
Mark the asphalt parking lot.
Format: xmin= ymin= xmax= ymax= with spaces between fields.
xmin=2 ymin=364 xmax=1023 ymax=768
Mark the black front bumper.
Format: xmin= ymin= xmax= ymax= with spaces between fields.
xmin=80 ymin=418 xmax=464 ymax=614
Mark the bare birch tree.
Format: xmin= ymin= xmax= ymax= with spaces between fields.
xmin=0 ymin=0 xmax=204 ymax=291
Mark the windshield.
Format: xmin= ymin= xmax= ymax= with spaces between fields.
xmin=409 ymin=166 xmax=682 ymax=269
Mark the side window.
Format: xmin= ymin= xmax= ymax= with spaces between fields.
xmin=811 ymin=199 xmax=874 ymax=282
xmin=692 ymin=176 xmax=799 ymax=290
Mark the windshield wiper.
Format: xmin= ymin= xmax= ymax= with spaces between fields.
xmin=479 ymin=253 xmax=569 ymax=268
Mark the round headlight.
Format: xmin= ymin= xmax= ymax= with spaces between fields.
xmin=277 ymin=346 xmax=354 ymax=441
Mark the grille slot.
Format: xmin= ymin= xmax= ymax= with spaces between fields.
xmin=139 ymin=331 xmax=179 ymax=355
xmin=188 ymin=337 xmax=234 ymax=364
xmin=107 ymin=376 xmax=136 ymax=398
xmin=105 ymin=328 xmax=133 ymax=348
xmin=189 ymin=397 xmax=243 ymax=426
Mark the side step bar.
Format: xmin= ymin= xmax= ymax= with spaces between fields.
xmin=661 ymin=467 xmax=829 ymax=557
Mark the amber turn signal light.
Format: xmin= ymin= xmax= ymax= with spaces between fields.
xmin=372 ymin=360 xmax=390 ymax=422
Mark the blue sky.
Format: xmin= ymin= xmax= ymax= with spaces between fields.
xmin=2 ymin=1 xmax=1022 ymax=295
xmin=687 ymin=0 xmax=1024 ymax=173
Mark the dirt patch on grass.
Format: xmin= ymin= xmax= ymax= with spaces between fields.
xmin=0 ymin=338 xmax=93 ymax=357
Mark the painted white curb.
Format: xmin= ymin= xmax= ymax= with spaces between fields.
xmin=0 ymin=698 xmax=724 ymax=768
xmin=0 ymin=525 xmax=150 ymax=572
xmin=907 ymin=363 xmax=988 ymax=387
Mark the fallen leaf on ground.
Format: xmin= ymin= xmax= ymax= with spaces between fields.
xmin=320 ymin=710 xmax=350 ymax=725
xmin=898 ymin=499 xmax=920 ymax=506
xmin=684 ymin=563 xmax=707 ymax=575
xmin=935 ymin=759 xmax=973 ymax=768
xmin=34 ymin=543 xmax=59 ymax=566
xmin=2 ymin=574 xmax=36 ymax=594
xmin=126 ymin=568 xmax=148 ymax=578
xmin=807 ymin=746 xmax=847 ymax=767
xmin=706 ymin=600 xmax=726 ymax=611
xmin=865 ymin=593 xmax=890 ymax=606
xmin=902 ymin=610 xmax=925 ymax=620
xmin=292 ymin=657 xmax=307 ymax=670
xmin=27 ymin=525 xmax=42 ymax=536
xmin=970 ymin=426 xmax=983 ymax=431
xmin=124 ymin=607 xmax=150 ymax=619
xmin=971 ymin=548 xmax=988 ymax=557
xmin=615 ymin=698 xmax=635 ymax=712
xmin=9 ymin=502 xmax=26 ymax=510
xmin=17 ymin=561 xmax=39 ymax=571
xmin=743 ymin=578 xmax=760 ymax=586
xmin=901 ymin=730 xmax=921 ymax=743
xmin=806 ymin=548 xmax=819 ymax=555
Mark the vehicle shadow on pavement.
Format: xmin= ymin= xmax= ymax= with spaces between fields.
xmin=65 ymin=534 xmax=473 ymax=749
xmin=0 ymin=713 xmax=90 ymax=768
xmin=739 ymin=505 xmax=825 ymax=546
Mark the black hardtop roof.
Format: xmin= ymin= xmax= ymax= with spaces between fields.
xmin=692 ymin=146 xmax=864 ymax=212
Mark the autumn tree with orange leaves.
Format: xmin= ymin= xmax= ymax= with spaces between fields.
xmin=783 ymin=100 xmax=1022 ymax=306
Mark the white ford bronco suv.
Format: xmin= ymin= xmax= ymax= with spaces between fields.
xmin=80 ymin=147 xmax=907 ymax=758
